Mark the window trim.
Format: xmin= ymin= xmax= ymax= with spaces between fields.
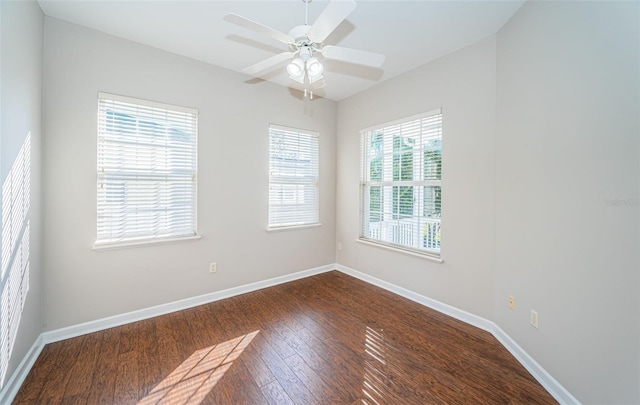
xmin=94 ymin=92 xmax=199 ymax=249
xmin=359 ymin=108 xmax=442 ymax=136
xmin=356 ymin=238 xmax=444 ymax=263
xmin=267 ymin=124 xmax=320 ymax=230
xmin=92 ymin=235 xmax=201 ymax=251
xmin=359 ymin=108 xmax=442 ymax=260
xmin=265 ymin=223 xmax=322 ymax=232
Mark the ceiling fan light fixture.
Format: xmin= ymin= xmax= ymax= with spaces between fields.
xmin=309 ymin=75 xmax=323 ymax=84
xmin=299 ymin=46 xmax=313 ymax=61
xmin=287 ymin=58 xmax=305 ymax=82
xmin=306 ymin=57 xmax=323 ymax=77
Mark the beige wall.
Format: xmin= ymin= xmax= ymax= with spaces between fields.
xmin=336 ymin=37 xmax=497 ymax=319
xmin=0 ymin=0 xmax=43 ymax=390
xmin=41 ymin=18 xmax=337 ymax=330
xmin=495 ymin=1 xmax=639 ymax=403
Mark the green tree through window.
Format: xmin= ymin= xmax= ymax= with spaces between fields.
xmin=424 ymin=141 xmax=442 ymax=217
xmin=369 ymin=132 xmax=383 ymax=222
xmin=393 ymin=136 xmax=414 ymax=218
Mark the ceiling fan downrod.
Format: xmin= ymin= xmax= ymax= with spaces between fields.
xmin=301 ymin=0 xmax=316 ymax=100
xmin=304 ymin=0 xmax=311 ymax=26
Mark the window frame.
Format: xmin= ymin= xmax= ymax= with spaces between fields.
xmin=267 ymin=124 xmax=320 ymax=231
xmin=359 ymin=109 xmax=442 ymax=261
xmin=94 ymin=92 xmax=200 ymax=250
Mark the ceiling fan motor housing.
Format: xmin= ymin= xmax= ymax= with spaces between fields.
xmin=288 ymin=25 xmax=315 ymax=48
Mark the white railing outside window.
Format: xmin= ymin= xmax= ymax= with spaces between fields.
xmin=367 ymin=218 xmax=441 ymax=251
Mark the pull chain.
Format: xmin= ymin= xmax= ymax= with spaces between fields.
xmin=303 ymin=88 xmax=314 ymax=100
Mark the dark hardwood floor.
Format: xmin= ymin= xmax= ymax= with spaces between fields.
xmin=14 ymin=271 xmax=557 ymax=404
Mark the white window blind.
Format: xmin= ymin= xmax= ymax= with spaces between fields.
xmin=360 ymin=109 xmax=442 ymax=257
xmin=268 ymin=125 xmax=319 ymax=229
xmin=96 ymin=93 xmax=198 ymax=247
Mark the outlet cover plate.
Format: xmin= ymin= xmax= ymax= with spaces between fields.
xmin=530 ymin=310 xmax=539 ymax=328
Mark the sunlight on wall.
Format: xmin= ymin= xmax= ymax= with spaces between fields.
xmin=137 ymin=330 xmax=259 ymax=404
xmin=0 ymin=133 xmax=31 ymax=388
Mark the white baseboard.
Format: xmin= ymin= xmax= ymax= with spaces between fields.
xmin=335 ymin=263 xmax=580 ymax=405
xmin=42 ymin=264 xmax=335 ymax=344
xmin=335 ymin=263 xmax=495 ymax=332
xmin=0 ymin=334 xmax=45 ymax=404
xmin=1 ymin=262 xmax=579 ymax=405
xmin=490 ymin=327 xmax=580 ymax=405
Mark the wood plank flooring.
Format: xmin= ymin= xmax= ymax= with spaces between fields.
xmin=14 ymin=271 xmax=558 ymax=404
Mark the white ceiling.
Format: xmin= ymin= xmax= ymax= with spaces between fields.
xmin=38 ymin=0 xmax=524 ymax=101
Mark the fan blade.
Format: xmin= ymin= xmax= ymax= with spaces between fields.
xmin=322 ymin=45 xmax=385 ymax=67
xmin=307 ymin=0 xmax=357 ymax=44
xmin=242 ymin=51 xmax=295 ymax=76
xmin=224 ymin=13 xmax=294 ymax=45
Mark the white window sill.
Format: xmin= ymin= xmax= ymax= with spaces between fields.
xmin=356 ymin=238 xmax=443 ymax=263
xmin=93 ymin=234 xmax=202 ymax=251
xmin=266 ymin=223 xmax=322 ymax=232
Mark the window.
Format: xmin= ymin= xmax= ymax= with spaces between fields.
xmin=360 ymin=109 xmax=442 ymax=258
xmin=96 ymin=93 xmax=198 ymax=248
xmin=268 ymin=125 xmax=319 ymax=229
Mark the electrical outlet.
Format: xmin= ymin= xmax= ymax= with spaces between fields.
xmin=210 ymin=263 xmax=217 ymax=273
xmin=508 ymin=295 xmax=515 ymax=311
xmin=530 ymin=310 xmax=539 ymax=328
xmin=337 ymin=242 xmax=342 ymax=250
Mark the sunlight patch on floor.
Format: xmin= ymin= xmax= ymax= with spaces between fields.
xmin=137 ymin=330 xmax=259 ymax=405
xmin=361 ymin=326 xmax=405 ymax=405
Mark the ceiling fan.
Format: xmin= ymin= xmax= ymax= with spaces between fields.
xmin=224 ymin=0 xmax=385 ymax=99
